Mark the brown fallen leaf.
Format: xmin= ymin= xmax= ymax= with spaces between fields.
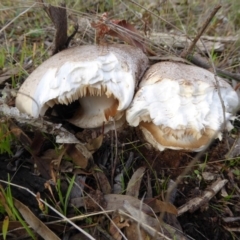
xmin=8 ymin=120 xmax=51 ymax=178
xmin=30 ymin=131 xmax=46 ymax=156
xmin=86 ymin=134 xmax=104 ymax=154
xmin=66 ymin=144 xmax=94 ymax=170
xmin=122 ymin=200 xmax=186 ymax=240
xmin=92 ymin=12 xmax=155 ymax=56
xmin=84 ymin=190 xmax=107 ymax=211
xmin=104 ymin=194 xmax=177 ymax=215
xmin=146 ymin=171 xmax=153 ymax=198
xmin=144 ymin=198 xmax=178 ymax=215
xmin=36 ymin=192 xmax=47 ymax=214
xmin=8 ymin=119 xmax=32 ymax=151
xmin=225 ymin=133 xmax=240 ymax=159
xmin=94 ymin=170 xmax=111 ymax=194
xmin=104 ymin=194 xmax=156 ymax=215
xmin=126 ymin=166 xmax=146 ymax=198
xmin=8 ymin=120 xmax=70 ymax=179
xmin=125 ymin=220 xmax=152 ymax=240
xmin=14 ymin=198 xmax=60 ymax=240
xmin=109 ymin=215 xmax=129 ymax=240
xmin=35 ymin=145 xmax=67 ymax=180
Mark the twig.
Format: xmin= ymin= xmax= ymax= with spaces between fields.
xmin=177 ymin=179 xmax=228 ymax=216
xmin=110 ymin=118 xmax=118 ymax=187
xmin=181 ymin=5 xmax=221 ymax=58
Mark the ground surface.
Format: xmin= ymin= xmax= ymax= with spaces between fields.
xmin=1 ymin=0 xmax=240 ymax=239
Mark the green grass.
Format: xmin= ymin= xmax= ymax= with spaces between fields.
xmin=0 ymin=178 xmax=35 ymax=239
xmin=0 ymin=123 xmax=13 ymax=156
xmin=56 ymin=175 xmax=76 ymax=216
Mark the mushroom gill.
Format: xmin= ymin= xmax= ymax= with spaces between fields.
xmin=126 ymin=61 xmax=239 ymax=152
xmin=16 ymin=44 xmax=149 ymax=130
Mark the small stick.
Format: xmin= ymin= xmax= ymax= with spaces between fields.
xmin=181 ymin=5 xmax=221 ymax=58
xmin=177 ymin=179 xmax=228 ymax=216
xmin=110 ymin=118 xmax=118 ymax=188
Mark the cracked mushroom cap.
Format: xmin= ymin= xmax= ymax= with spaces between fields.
xmin=16 ymin=44 xmax=148 ymax=130
xmin=126 ymin=61 xmax=239 ymax=151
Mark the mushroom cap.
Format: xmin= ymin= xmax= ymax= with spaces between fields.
xmin=126 ymin=61 xmax=239 ymax=151
xmin=16 ymin=44 xmax=148 ymax=129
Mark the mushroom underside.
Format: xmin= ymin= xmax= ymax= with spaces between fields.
xmin=45 ymin=85 xmax=124 ymax=129
xmin=140 ymin=121 xmax=216 ymax=151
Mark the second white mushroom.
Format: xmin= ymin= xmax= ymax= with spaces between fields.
xmin=126 ymin=61 xmax=239 ymax=151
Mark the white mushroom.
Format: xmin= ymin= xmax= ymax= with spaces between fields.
xmin=16 ymin=44 xmax=148 ymax=131
xmin=126 ymin=61 xmax=239 ymax=151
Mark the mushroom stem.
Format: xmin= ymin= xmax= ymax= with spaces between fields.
xmin=69 ymin=95 xmax=120 ymax=128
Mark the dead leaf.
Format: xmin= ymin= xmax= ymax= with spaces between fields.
xmin=125 ymin=221 xmax=151 ymax=240
xmin=84 ymin=190 xmax=107 ymax=210
xmin=146 ymin=171 xmax=153 ymax=198
xmin=9 ymin=121 xmax=69 ymax=179
xmin=92 ymin=12 xmax=155 ymax=55
xmin=202 ymin=171 xmax=216 ymax=181
xmin=8 ymin=119 xmax=32 ymax=151
xmin=94 ymin=170 xmax=111 ymax=194
xmin=224 ymin=226 xmax=240 ymax=233
xmin=30 ymin=131 xmax=46 ymax=156
xmin=144 ymin=199 xmax=178 ymax=215
xmin=225 ymin=134 xmax=240 ymax=158
xmin=122 ymin=200 xmax=185 ymax=240
xmin=126 ymin=167 xmax=146 ymax=197
xmin=8 ymin=120 xmax=51 ymax=178
xmin=38 ymin=146 xmax=68 ymax=180
xmin=109 ymin=215 xmax=130 ymax=240
xmin=86 ymin=135 xmax=103 ymax=153
xmin=66 ymin=144 xmax=94 ymax=170
xmin=36 ymin=193 xmax=49 ymax=217
xmin=104 ymin=194 xmax=155 ymax=215
xmin=14 ymin=198 xmax=60 ymax=240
